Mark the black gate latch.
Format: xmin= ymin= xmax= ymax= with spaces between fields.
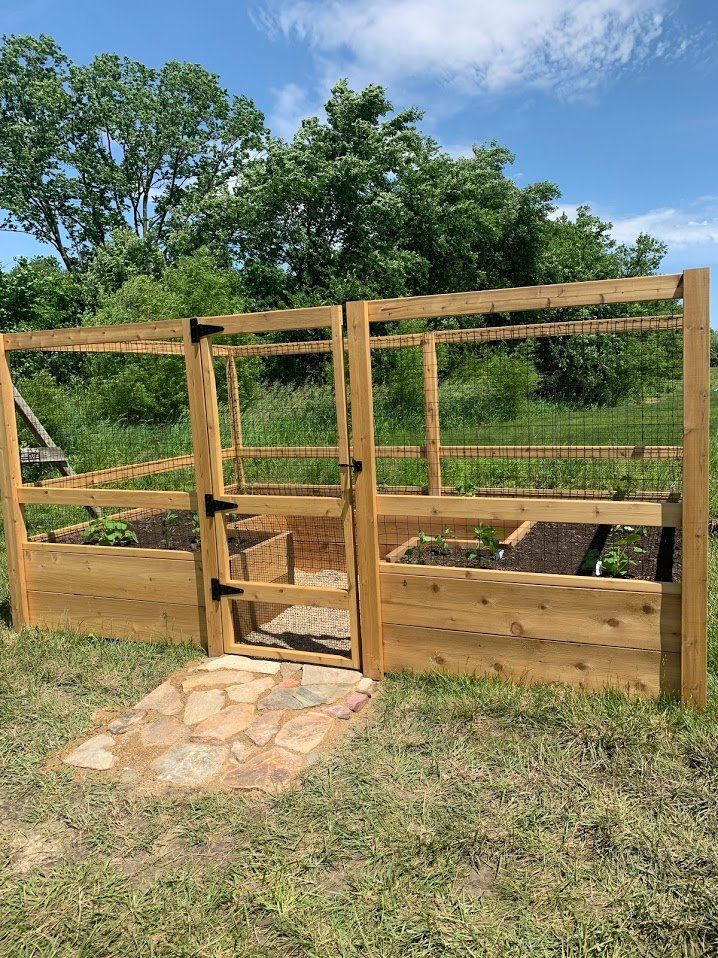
xmin=338 ymin=458 xmax=363 ymax=473
xmin=189 ymin=316 xmax=226 ymax=342
xmin=204 ymin=493 xmax=238 ymax=517
xmin=211 ymin=578 xmax=245 ymax=601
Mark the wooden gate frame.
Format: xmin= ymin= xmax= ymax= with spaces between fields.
xmin=185 ymin=305 xmax=364 ymax=671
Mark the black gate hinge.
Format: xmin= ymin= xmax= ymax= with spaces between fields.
xmin=204 ymin=493 xmax=238 ymax=517
xmin=211 ymin=578 xmax=245 ymax=601
xmin=338 ymin=458 xmax=362 ymax=473
xmin=190 ymin=316 xmax=225 ymax=342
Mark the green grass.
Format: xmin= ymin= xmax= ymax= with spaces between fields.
xmin=2 ymin=372 xmax=717 ymax=955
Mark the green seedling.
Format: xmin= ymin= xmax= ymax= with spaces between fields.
xmin=84 ymin=517 xmax=138 ymax=547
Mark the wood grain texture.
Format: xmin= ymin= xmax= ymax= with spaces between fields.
xmin=5 ymin=319 xmax=185 ymax=350
xmin=367 ymin=275 xmax=683 ymax=322
xmin=346 ymin=300 xmax=384 ymax=678
xmin=383 ymin=623 xmax=679 ymax=697
xmin=28 ymin=590 xmax=205 ymax=646
xmin=681 ymin=268 xmax=710 ymax=707
xmin=223 ymin=578 xmax=350 ymax=610
xmin=17 ymin=486 xmax=196 ymax=510
xmin=423 ymin=333 xmax=442 ymax=496
xmin=377 ymin=494 xmax=682 ymax=527
xmin=184 ymin=320 xmax=225 ymax=656
xmin=380 ymin=572 xmax=680 ymax=652
xmin=24 ymin=545 xmax=204 ymax=605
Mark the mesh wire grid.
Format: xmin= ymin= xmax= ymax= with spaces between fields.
xmin=371 ymin=312 xmax=683 ymax=583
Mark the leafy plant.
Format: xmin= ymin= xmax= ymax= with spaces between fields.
xmin=466 ymin=524 xmax=502 ymax=566
xmin=161 ymin=510 xmax=180 ymax=548
xmin=191 ymin=512 xmax=201 ymax=541
xmin=581 ymin=525 xmax=647 ymax=578
xmin=84 ymin=517 xmax=138 ymax=547
xmin=407 ymin=528 xmax=454 ymax=560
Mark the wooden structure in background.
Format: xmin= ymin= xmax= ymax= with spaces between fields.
xmin=0 ymin=271 xmax=709 ymax=704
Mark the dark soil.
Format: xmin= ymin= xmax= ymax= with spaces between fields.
xmin=52 ymin=510 xmax=269 ymax=556
xmin=398 ymin=522 xmax=681 ymax=583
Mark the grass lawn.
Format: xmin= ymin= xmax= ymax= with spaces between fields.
xmin=1 ymin=378 xmax=717 ymax=955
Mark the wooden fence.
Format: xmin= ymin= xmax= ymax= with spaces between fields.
xmin=0 ymin=270 xmax=710 ymax=705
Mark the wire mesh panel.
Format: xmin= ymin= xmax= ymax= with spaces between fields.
xmin=371 ymin=313 xmax=684 ymax=584
xmin=9 ymin=338 xmax=198 ymax=549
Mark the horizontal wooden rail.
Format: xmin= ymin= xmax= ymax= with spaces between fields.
xmin=366 ymin=275 xmax=683 ymax=322
xmin=209 ymin=306 xmax=335 ymax=335
xmin=376 ymin=493 xmax=682 ymax=527
xmin=223 ymin=494 xmax=344 ymax=517
xmin=379 ymin=560 xmax=681 ymax=594
xmin=440 ymin=445 xmax=682 ymax=460
xmin=17 ymin=486 xmax=197 ymax=510
xmin=5 ymin=319 xmax=186 ymax=350
xmin=221 ymin=578 xmax=349 ymax=610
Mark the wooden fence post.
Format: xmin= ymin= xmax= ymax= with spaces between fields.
xmin=0 ymin=334 xmax=29 ymax=628
xmin=423 ymin=332 xmax=442 ymax=496
xmin=330 ymin=307 xmax=362 ymax=671
xmin=346 ymin=301 xmax=384 ymax=679
xmin=681 ymin=267 xmax=710 ymax=707
xmin=226 ymin=357 xmax=246 ymax=490
xmin=183 ymin=324 xmax=225 ymax=656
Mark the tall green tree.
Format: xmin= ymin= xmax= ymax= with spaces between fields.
xmin=0 ymin=35 xmax=265 ymax=270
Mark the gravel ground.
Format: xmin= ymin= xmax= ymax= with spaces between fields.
xmin=239 ymin=570 xmax=351 ymax=656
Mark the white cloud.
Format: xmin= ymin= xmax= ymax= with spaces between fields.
xmin=269 ymin=82 xmax=317 ymax=139
xmin=261 ymin=0 xmax=678 ymax=100
xmin=553 ymin=200 xmax=718 ymax=248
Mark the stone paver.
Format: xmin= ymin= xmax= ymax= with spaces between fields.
xmin=275 ymin=713 xmax=333 ymax=753
xmin=152 ymin=743 xmax=228 ymax=785
xmin=202 ymin=655 xmax=280 ymax=675
xmin=191 ymin=703 xmax=256 ymax=743
xmin=60 ymin=658 xmax=378 ymax=792
xmin=224 ymin=747 xmax=305 ymax=792
xmin=139 ymin=716 xmax=190 ymax=748
xmin=245 ymin=710 xmax=284 ymax=746
xmin=135 ymin=681 xmax=183 ymax=715
xmin=107 ymin=710 xmax=145 ymax=735
xmin=259 ymin=686 xmax=325 ymax=711
xmin=301 ymin=665 xmax=362 ymax=686
xmin=183 ymin=689 xmax=225 ymax=725
xmin=323 ymin=703 xmax=352 ymax=720
xmin=226 ymin=677 xmax=275 ymax=703
xmin=356 ymin=677 xmax=379 ymax=695
xmin=63 ymin=734 xmax=116 ymax=770
xmin=345 ymin=692 xmax=369 ymax=712
xmin=230 ymin=740 xmax=255 ymax=764
xmin=183 ymin=669 xmax=256 ymax=691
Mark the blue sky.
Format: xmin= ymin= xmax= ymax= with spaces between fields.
xmin=1 ymin=0 xmax=717 ymax=315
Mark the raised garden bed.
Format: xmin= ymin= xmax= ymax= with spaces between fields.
xmin=396 ymin=521 xmax=682 ymax=583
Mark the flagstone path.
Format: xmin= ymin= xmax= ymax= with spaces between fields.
xmin=61 ymin=656 xmax=378 ymax=793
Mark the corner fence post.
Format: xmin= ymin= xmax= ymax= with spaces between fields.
xmin=346 ymin=301 xmax=384 ymax=679
xmin=681 ymin=267 xmax=710 ymax=707
xmin=0 ymin=333 xmax=29 ymax=628
xmin=183 ymin=321 xmax=225 ymax=656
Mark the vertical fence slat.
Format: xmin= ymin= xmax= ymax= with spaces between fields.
xmin=331 ymin=307 xmax=362 ymax=670
xmin=423 ymin=332 xmax=442 ymax=496
xmin=226 ymin=357 xmax=246 ymax=491
xmin=183 ymin=324 xmax=224 ymax=656
xmin=346 ymin=301 xmax=384 ymax=679
xmin=681 ymin=267 xmax=710 ymax=707
xmin=0 ymin=334 xmax=29 ymax=628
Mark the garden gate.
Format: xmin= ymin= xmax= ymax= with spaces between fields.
xmin=185 ymin=305 xmax=363 ymax=670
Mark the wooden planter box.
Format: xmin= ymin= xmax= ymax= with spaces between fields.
xmin=384 ymin=520 xmax=535 ymax=564
xmin=227 ymin=528 xmax=295 ymax=641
